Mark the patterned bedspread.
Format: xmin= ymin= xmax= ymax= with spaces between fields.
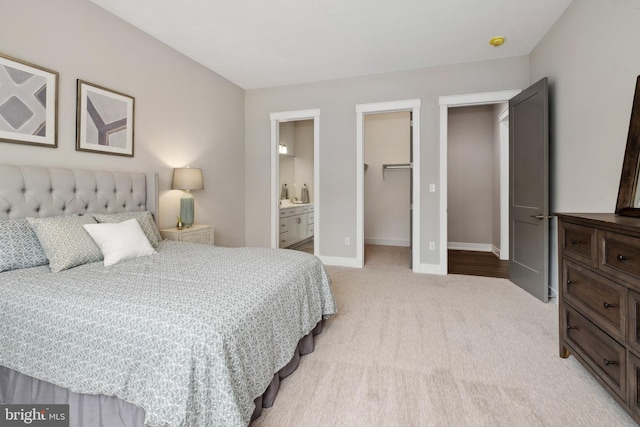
xmin=0 ymin=241 xmax=337 ymax=427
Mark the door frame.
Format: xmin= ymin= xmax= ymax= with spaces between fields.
xmin=356 ymin=99 xmax=421 ymax=271
xmin=438 ymin=90 xmax=521 ymax=274
xmin=270 ymin=109 xmax=320 ymax=254
xmin=498 ymin=108 xmax=510 ymax=260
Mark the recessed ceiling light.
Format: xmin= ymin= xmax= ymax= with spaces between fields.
xmin=489 ymin=36 xmax=505 ymax=47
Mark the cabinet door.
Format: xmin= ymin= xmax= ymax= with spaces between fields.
xmin=296 ymin=213 xmax=308 ymax=241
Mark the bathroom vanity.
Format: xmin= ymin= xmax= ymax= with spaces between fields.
xmin=279 ymin=204 xmax=314 ymax=248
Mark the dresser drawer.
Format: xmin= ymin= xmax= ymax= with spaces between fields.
xmin=560 ymin=221 xmax=597 ymax=267
xmin=279 ymin=219 xmax=290 ymax=233
xmin=600 ymin=230 xmax=640 ymax=288
xmin=564 ymin=305 xmax=626 ymax=399
xmin=563 ymin=260 xmax=626 ymax=340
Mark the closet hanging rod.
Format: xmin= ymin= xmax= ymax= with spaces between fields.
xmin=382 ymin=163 xmax=411 ymax=179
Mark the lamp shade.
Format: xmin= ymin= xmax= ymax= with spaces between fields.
xmin=171 ymin=168 xmax=204 ymax=191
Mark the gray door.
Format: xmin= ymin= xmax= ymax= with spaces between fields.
xmin=509 ymin=77 xmax=550 ymax=302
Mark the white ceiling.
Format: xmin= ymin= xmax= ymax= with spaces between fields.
xmin=90 ymin=0 xmax=572 ymax=90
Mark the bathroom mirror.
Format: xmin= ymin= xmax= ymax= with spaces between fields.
xmin=615 ymin=76 xmax=640 ymax=216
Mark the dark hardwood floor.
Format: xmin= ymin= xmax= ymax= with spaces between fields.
xmin=448 ymin=250 xmax=508 ymax=278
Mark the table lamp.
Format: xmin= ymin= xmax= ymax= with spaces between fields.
xmin=171 ymin=167 xmax=204 ymax=228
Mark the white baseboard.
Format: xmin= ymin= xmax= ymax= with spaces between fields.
xmin=364 ymin=238 xmax=410 ymax=247
xmin=492 ymin=245 xmax=500 ymax=258
xmin=318 ymin=255 xmax=363 ymax=268
xmin=414 ymin=263 xmax=447 ymax=275
xmin=448 ymin=242 xmax=493 ymax=252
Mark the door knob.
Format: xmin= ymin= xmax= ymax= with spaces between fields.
xmin=531 ymin=214 xmax=553 ymax=220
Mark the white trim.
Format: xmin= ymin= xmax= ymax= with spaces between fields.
xmin=270 ymin=109 xmax=320 ymax=256
xmin=364 ymin=238 xmax=410 ymax=247
xmin=439 ymin=90 xmax=522 ymax=107
xmin=492 ymin=245 xmax=501 ymax=258
xmin=438 ymin=90 xmax=521 ymax=275
xmin=447 ymin=242 xmax=493 ymax=252
xmin=318 ymin=255 xmax=362 ymax=268
xmin=356 ymin=99 xmax=421 ymax=271
xmin=415 ymin=263 xmax=447 ymax=275
xmin=499 ymin=112 xmax=510 ymax=260
xmin=270 ymin=109 xmax=320 ymax=122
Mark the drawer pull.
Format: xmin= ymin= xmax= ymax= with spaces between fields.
xmin=616 ymin=254 xmax=629 ymax=261
xmin=603 ymin=302 xmax=615 ymax=309
xmin=566 ymin=280 xmax=573 ymax=285
xmin=570 ymin=239 xmax=581 ymax=245
xmin=566 ymin=325 xmax=576 ymax=331
xmin=603 ymin=359 xmax=616 ymax=366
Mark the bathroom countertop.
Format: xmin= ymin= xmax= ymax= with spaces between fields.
xmin=279 ymin=202 xmax=313 ymax=209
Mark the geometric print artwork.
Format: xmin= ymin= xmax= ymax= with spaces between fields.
xmin=86 ymin=91 xmax=127 ymax=148
xmin=0 ymin=65 xmax=46 ymax=133
xmin=26 ymin=214 xmax=103 ymax=272
xmin=76 ymin=80 xmax=134 ymax=156
xmin=0 ymin=53 xmax=57 ymax=147
xmin=0 ymin=218 xmax=49 ymax=272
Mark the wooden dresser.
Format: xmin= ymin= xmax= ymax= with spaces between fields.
xmin=558 ymin=213 xmax=640 ymax=423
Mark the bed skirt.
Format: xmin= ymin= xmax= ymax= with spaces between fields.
xmin=0 ymin=321 xmax=323 ymax=427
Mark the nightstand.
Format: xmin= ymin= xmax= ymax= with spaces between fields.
xmin=160 ymin=224 xmax=214 ymax=245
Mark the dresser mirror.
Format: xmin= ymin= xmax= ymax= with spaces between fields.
xmin=615 ymin=75 xmax=640 ymax=216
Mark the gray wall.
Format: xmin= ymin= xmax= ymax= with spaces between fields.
xmin=293 ymin=120 xmax=314 ymax=202
xmin=0 ymin=0 xmax=245 ymax=247
xmin=530 ymin=0 xmax=640 ymax=295
xmin=531 ymin=0 xmax=640 ymax=214
xmin=245 ymin=57 xmax=529 ymax=265
xmin=447 ymin=105 xmax=494 ymax=248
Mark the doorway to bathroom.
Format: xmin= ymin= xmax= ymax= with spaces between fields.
xmin=270 ymin=109 xmax=320 ymax=256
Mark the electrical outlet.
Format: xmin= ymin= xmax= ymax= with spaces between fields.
xmin=429 ymin=184 xmax=436 ymax=192
xmin=344 ymin=237 xmax=350 ymax=246
xmin=429 ymin=241 xmax=436 ymax=250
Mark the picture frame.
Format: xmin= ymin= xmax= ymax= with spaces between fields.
xmin=76 ymin=80 xmax=134 ymax=157
xmin=0 ymin=53 xmax=58 ymax=147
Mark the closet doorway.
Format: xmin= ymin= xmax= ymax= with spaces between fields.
xmin=438 ymin=90 xmax=520 ymax=275
xmin=363 ymin=111 xmax=412 ymax=268
xmin=356 ymin=99 xmax=421 ymax=271
xmin=270 ymin=109 xmax=320 ymax=256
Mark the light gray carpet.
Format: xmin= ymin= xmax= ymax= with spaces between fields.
xmin=254 ymin=247 xmax=636 ymax=426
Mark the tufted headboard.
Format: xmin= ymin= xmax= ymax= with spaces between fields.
xmin=0 ymin=164 xmax=159 ymax=224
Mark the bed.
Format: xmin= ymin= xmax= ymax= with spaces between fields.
xmin=0 ymin=164 xmax=337 ymax=427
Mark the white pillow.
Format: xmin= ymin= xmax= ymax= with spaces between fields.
xmin=83 ymin=218 xmax=156 ymax=267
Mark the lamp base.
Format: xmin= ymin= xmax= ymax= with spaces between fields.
xmin=180 ymin=193 xmax=195 ymax=228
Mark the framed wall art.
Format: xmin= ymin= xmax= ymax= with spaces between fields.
xmin=0 ymin=53 xmax=58 ymax=147
xmin=76 ymin=80 xmax=134 ymax=157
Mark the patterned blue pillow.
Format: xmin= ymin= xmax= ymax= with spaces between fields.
xmin=0 ymin=218 xmax=49 ymax=272
xmin=26 ymin=214 xmax=103 ymax=273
